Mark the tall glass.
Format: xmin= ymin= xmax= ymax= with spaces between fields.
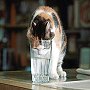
xmin=30 ymin=40 xmax=52 ymax=83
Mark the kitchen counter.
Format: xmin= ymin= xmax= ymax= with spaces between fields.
xmin=0 ymin=69 xmax=90 ymax=90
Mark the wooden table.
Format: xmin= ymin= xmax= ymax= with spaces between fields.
xmin=0 ymin=69 xmax=81 ymax=90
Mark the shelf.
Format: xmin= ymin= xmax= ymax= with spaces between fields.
xmin=0 ymin=24 xmax=28 ymax=29
xmin=68 ymin=28 xmax=90 ymax=30
xmin=66 ymin=30 xmax=80 ymax=35
xmin=65 ymin=53 xmax=78 ymax=60
xmin=78 ymin=40 xmax=90 ymax=47
xmin=0 ymin=24 xmax=4 ymax=28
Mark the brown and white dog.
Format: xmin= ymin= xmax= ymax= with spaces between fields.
xmin=27 ymin=6 xmax=67 ymax=79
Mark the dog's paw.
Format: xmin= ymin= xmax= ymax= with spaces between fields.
xmin=49 ymin=72 xmax=59 ymax=79
xmin=58 ymin=70 xmax=66 ymax=77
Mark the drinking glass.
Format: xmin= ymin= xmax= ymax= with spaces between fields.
xmin=30 ymin=40 xmax=52 ymax=83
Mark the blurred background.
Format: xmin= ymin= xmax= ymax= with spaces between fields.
xmin=0 ymin=0 xmax=90 ymax=71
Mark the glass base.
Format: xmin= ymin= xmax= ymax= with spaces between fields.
xmin=32 ymin=74 xmax=49 ymax=83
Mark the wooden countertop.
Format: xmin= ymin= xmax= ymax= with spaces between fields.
xmin=0 ymin=69 xmax=79 ymax=90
